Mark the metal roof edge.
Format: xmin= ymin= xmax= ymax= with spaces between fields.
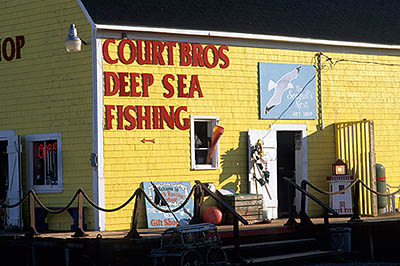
xmin=78 ymin=0 xmax=96 ymax=27
xmin=94 ymin=24 xmax=400 ymax=50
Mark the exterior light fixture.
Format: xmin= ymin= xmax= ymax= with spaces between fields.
xmin=332 ymin=159 xmax=347 ymax=176
xmin=65 ymin=24 xmax=87 ymax=53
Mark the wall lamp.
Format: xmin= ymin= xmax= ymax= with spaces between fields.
xmin=65 ymin=24 xmax=87 ymax=53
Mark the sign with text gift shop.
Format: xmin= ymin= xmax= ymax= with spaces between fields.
xmin=259 ymin=62 xmax=316 ymax=120
xmin=143 ymin=181 xmax=193 ymax=228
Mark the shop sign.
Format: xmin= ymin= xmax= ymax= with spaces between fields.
xmin=142 ymin=181 xmax=193 ymax=228
xmin=102 ymin=39 xmax=230 ymax=131
xmin=0 ymin=35 xmax=25 ymax=62
xmin=259 ymin=62 xmax=316 ymax=120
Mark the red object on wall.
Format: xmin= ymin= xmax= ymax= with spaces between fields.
xmin=203 ymin=207 xmax=223 ymax=225
xmin=206 ymin=125 xmax=224 ymax=164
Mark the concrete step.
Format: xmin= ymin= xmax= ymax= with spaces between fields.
xmin=222 ymin=237 xmax=318 ymax=250
xmin=243 ymin=249 xmax=338 ymax=264
xmin=223 ymin=236 xmax=323 ymax=259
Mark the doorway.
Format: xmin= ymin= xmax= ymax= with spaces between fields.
xmin=248 ymin=125 xmax=307 ymax=220
xmin=0 ymin=141 xmax=8 ymax=228
xmin=277 ymin=131 xmax=298 ymax=218
xmin=0 ymin=131 xmax=22 ymax=228
xmin=270 ymin=124 xmax=307 ymax=218
xmin=0 ymin=141 xmax=7 ymax=202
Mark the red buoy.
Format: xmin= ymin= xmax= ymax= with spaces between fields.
xmin=203 ymin=207 xmax=223 ymax=225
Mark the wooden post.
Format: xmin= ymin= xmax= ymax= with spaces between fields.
xmin=191 ymin=185 xmax=204 ymax=224
xmin=72 ymin=191 xmax=87 ymax=237
xmin=233 ymin=216 xmax=241 ymax=261
xmin=284 ymin=178 xmax=297 ymax=226
xmin=299 ymin=181 xmax=313 ymax=226
xmin=323 ymin=209 xmax=329 ymax=226
xmin=301 ymin=181 xmax=307 ymax=216
xmin=349 ymin=181 xmax=362 ymax=222
xmin=316 ymin=52 xmax=324 ymax=130
xmin=369 ymin=121 xmax=377 ymax=216
xmin=126 ymin=191 xmax=142 ymax=239
xmin=28 ymin=192 xmax=38 ymax=236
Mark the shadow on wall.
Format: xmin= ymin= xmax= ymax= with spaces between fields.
xmin=306 ymin=124 xmax=336 ymax=214
xmin=307 ymin=123 xmax=336 ymax=179
xmin=219 ymin=131 xmax=249 ymax=193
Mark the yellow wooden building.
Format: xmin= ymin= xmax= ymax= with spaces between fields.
xmin=1 ymin=0 xmax=400 ymax=231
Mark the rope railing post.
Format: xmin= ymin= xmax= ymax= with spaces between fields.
xmin=299 ymin=181 xmax=313 ymax=226
xmin=233 ymin=216 xmax=241 ymax=262
xmin=284 ymin=176 xmax=297 ymax=226
xmin=126 ymin=190 xmax=142 ymax=239
xmin=323 ymin=209 xmax=329 ymax=226
xmin=191 ymin=184 xmax=204 ymax=224
xmin=28 ymin=191 xmax=38 ymax=236
xmin=349 ymin=180 xmax=362 ymax=222
xmin=301 ymin=181 xmax=307 ymax=214
xmin=72 ymin=190 xmax=87 ymax=238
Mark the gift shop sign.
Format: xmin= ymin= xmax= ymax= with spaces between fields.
xmin=103 ymin=39 xmax=230 ymax=130
xmin=142 ymin=181 xmax=193 ymax=228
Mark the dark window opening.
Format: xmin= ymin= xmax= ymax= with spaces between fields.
xmin=0 ymin=141 xmax=8 ymax=202
xmin=32 ymin=140 xmax=58 ymax=186
xmin=194 ymin=121 xmax=211 ymax=165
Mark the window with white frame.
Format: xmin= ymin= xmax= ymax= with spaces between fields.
xmin=26 ymin=133 xmax=62 ymax=193
xmin=190 ymin=116 xmax=220 ymax=170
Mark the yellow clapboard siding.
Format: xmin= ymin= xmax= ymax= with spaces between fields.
xmin=0 ymin=0 xmax=93 ymax=231
xmin=102 ymin=39 xmax=400 ymax=229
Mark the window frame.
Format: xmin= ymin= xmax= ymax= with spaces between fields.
xmin=26 ymin=133 xmax=63 ymax=193
xmin=190 ymin=116 xmax=220 ymax=170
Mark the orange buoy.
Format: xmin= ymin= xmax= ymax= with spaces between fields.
xmin=203 ymin=207 xmax=223 ymax=225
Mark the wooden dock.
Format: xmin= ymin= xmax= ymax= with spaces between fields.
xmin=1 ymin=214 xmax=400 ymax=265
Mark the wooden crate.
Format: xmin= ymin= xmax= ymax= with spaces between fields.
xmin=218 ymin=193 xmax=263 ymax=225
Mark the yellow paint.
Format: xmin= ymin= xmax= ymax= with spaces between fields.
xmin=0 ymin=0 xmax=93 ymax=230
xmin=335 ymin=121 xmax=375 ymax=216
xmin=3 ymin=1 xmax=400 ymax=231
xmin=102 ymin=39 xmax=400 ymax=229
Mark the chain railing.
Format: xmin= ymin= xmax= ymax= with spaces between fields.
xmin=0 ymin=181 xmax=248 ymax=245
xmin=4 ymin=177 xmax=395 ymax=241
xmin=282 ymin=176 xmax=400 ymax=229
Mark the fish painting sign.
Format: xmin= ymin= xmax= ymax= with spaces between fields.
xmin=143 ymin=181 xmax=193 ymax=228
xmin=259 ymin=62 xmax=316 ymax=119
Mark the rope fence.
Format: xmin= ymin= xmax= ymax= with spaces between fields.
xmin=1 ymin=178 xmax=400 ymax=237
xmin=304 ymin=178 xmax=400 ymax=197
xmin=0 ymin=184 xmax=199 ymax=237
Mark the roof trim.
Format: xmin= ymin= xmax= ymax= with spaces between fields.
xmin=78 ymin=0 xmax=95 ymax=27
xmin=95 ymin=24 xmax=400 ymax=50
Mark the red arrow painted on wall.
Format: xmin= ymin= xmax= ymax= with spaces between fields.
xmin=141 ymin=138 xmax=155 ymax=143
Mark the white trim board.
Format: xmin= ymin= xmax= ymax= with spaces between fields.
xmin=79 ymin=0 xmax=106 ymax=231
xmin=0 ymin=130 xmax=15 ymax=138
xmin=91 ymin=30 xmax=105 ymax=231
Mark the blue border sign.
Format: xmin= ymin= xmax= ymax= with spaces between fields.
xmin=259 ymin=62 xmax=316 ymax=119
xmin=143 ymin=181 xmax=193 ymax=228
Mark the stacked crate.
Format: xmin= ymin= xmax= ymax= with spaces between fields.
xmin=219 ymin=194 xmax=263 ymax=224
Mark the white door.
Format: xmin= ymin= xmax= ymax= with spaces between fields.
xmin=7 ymin=135 xmax=22 ymax=228
xmin=248 ymin=129 xmax=278 ymax=219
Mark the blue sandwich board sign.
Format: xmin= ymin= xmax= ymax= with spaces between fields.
xmin=259 ymin=62 xmax=316 ymax=120
xmin=142 ymin=181 xmax=193 ymax=228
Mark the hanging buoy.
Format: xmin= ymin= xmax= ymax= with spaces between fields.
xmin=203 ymin=207 xmax=223 ymax=225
